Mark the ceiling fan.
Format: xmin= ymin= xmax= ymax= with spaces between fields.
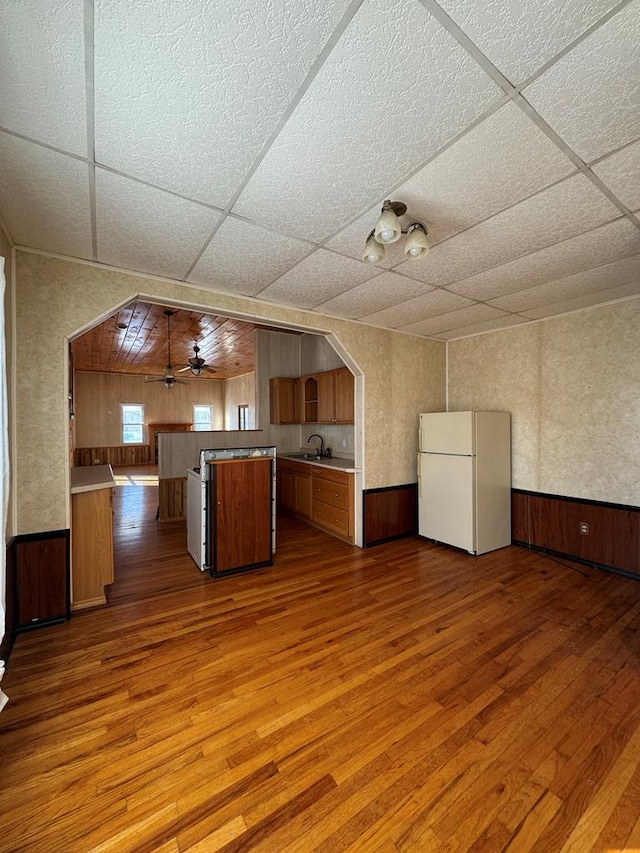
xmin=177 ymin=342 xmax=218 ymax=377
xmin=146 ymin=309 xmax=187 ymax=389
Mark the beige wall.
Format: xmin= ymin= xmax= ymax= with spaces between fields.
xmin=74 ymin=371 xmax=226 ymax=445
xmin=223 ymin=372 xmax=256 ymax=431
xmin=448 ymin=298 xmax=640 ymax=506
xmin=14 ymin=250 xmax=445 ymax=533
xmin=1 ymin=234 xmax=13 ymax=537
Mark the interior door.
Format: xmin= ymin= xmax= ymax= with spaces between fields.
xmin=418 ymin=453 xmax=475 ymax=552
xmin=211 ymin=459 xmax=273 ymax=573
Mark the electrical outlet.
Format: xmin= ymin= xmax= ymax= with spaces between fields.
xmin=580 ymin=522 xmax=589 ymax=535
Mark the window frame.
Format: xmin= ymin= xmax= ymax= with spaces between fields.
xmin=238 ymin=404 xmax=249 ymax=430
xmin=121 ymin=403 xmax=145 ymax=445
xmin=193 ymin=404 xmax=214 ymax=432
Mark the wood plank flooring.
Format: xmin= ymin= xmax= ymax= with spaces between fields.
xmin=2 ymin=466 xmax=640 ymax=851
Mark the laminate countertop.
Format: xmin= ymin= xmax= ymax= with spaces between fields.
xmin=278 ymin=454 xmax=358 ymax=473
xmin=70 ymin=464 xmax=116 ymax=494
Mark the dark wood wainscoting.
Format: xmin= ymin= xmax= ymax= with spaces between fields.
xmin=363 ymin=483 xmax=417 ymax=547
xmin=512 ymin=489 xmax=640 ymax=577
xmin=158 ymin=476 xmax=187 ymax=522
xmin=74 ymin=445 xmax=151 ymax=467
xmin=3 ymin=530 xmax=71 ymax=665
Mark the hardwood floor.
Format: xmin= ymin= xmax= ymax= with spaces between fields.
xmin=2 ymin=467 xmax=640 ymax=851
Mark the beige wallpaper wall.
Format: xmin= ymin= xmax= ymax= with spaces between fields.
xmin=1 ymin=236 xmax=13 ymax=538
xmin=448 ymin=298 xmax=640 ymax=506
xmin=14 ymin=251 xmax=445 ymax=533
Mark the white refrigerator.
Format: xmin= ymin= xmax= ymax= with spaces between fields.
xmin=418 ymin=411 xmax=511 ymax=555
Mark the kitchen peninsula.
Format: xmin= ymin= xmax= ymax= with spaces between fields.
xmin=70 ymin=464 xmax=116 ymax=610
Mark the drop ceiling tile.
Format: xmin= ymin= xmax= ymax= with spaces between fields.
xmin=399 ymin=174 xmax=621 ymax=287
xmin=0 ymin=0 xmax=87 ymax=155
xmin=326 ymin=102 xmax=575 ymax=261
xmin=524 ymin=2 xmax=640 ymax=162
xmin=95 ymin=169 xmax=221 ymax=279
xmin=592 ymin=140 xmax=640 ymax=213
xmin=93 ymin=0 xmax=354 ymax=205
xmin=233 ymin=0 xmax=502 ymax=242
xmin=315 ymin=271 xmax=432 ymax=319
xmin=359 ymin=289 xmax=474 ymax=329
xmin=448 ymin=218 xmax=640 ymax=300
xmin=399 ymin=304 xmax=509 ymax=336
xmin=521 ymin=284 xmax=640 ymax=319
xmin=256 ymin=249 xmax=378 ymax=309
xmin=188 ymin=217 xmax=311 ymax=297
xmin=0 ymin=133 xmax=92 ymax=257
xmin=489 ymin=255 xmax=640 ymax=312
xmin=438 ymin=0 xmax=620 ymax=84
xmin=435 ymin=316 xmax=531 ymax=341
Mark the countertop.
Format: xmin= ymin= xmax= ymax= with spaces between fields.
xmin=70 ymin=464 xmax=116 ymax=494
xmin=277 ymin=454 xmax=358 ymax=473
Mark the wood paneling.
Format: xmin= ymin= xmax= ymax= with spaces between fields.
xmin=149 ymin=422 xmax=192 ymax=463
xmin=512 ymin=489 xmax=639 ymax=575
xmin=13 ymin=530 xmax=70 ymax=630
xmin=70 ymin=301 xmax=257 ymax=380
xmin=74 ymin=444 xmax=152 ymax=467
xmin=159 ymin=476 xmax=187 ymax=522
xmin=364 ymin=484 xmax=417 ymax=546
xmin=1 ymin=539 xmax=17 ymax=662
xmin=71 ymin=488 xmax=114 ymax=610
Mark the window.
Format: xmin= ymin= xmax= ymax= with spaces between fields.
xmin=238 ymin=404 xmax=249 ymax=430
xmin=193 ymin=405 xmax=213 ymax=431
xmin=122 ymin=404 xmax=144 ymax=444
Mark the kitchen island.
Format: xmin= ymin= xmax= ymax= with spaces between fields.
xmin=277 ymin=454 xmax=358 ymax=544
xmin=70 ymin=464 xmax=115 ymax=609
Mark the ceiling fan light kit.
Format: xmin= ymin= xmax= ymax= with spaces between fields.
xmin=363 ymin=199 xmax=429 ymax=264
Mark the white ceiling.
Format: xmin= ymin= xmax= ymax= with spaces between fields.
xmin=1 ymin=0 xmax=639 ymax=341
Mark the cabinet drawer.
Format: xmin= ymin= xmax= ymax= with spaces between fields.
xmin=312 ymin=499 xmax=349 ymax=537
xmin=313 ymin=478 xmax=348 ymax=510
xmin=312 ymin=467 xmax=348 ymax=486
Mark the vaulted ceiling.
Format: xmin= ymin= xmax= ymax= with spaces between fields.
xmin=1 ymin=1 xmax=639 ymax=341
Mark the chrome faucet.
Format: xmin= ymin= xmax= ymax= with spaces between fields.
xmin=307 ymin=433 xmax=324 ymax=457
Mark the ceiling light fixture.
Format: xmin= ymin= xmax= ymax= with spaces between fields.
xmin=362 ymin=199 xmax=430 ymax=264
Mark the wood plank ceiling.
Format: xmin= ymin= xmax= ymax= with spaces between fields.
xmin=70 ymin=302 xmax=257 ymax=381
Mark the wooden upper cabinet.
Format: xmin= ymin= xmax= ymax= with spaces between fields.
xmin=334 ymin=367 xmax=354 ymax=423
xmin=270 ymin=377 xmax=299 ymax=424
xmin=271 ymin=367 xmax=354 ymax=425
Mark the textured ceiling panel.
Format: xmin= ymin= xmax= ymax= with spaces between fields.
xmin=359 ymin=289 xmax=475 ymax=328
xmin=398 ymin=174 xmax=620 ymax=287
xmin=592 ymin=140 xmax=640 ymax=213
xmin=95 ymin=169 xmax=221 ymax=279
xmin=93 ymin=0 xmax=353 ymax=205
xmin=438 ymin=0 xmax=620 ymax=84
xmin=232 ymin=0 xmax=502 ymax=242
xmin=489 ymin=255 xmax=640 ymax=312
xmin=314 ymin=271 xmax=432 ymax=319
xmin=524 ymin=2 xmax=640 ymax=162
xmin=398 ymin=303 xmax=509 ymax=336
xmin=325 ymin=102 xmax=576 ymax=261
xmin=0 ymin=133 xmax=92 ymax=257
xmin=0 ymin=0 xmax=87 ymax=155
xmin=188 ymin=217 xmax=312 ymax=297
xmin=447 ymin=218 xmax=640 ymax=301
xmin=521 ymin=282 xmax=640 ymax=319
xmin=257 ymin=249 xmax=378 ymax=308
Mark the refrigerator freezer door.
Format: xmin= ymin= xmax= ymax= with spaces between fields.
xmin=418 ymin=453 xmax=475 ymax=552
xmin=419 ymin=411 xmax=474 ymax=455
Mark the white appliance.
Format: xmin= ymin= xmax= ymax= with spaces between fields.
xmin=418 ymin=411 xmax=511 ymax=555
xmin=187 ymin=466 xmax=206 ymax=570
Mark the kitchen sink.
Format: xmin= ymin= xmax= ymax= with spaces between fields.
xmin=283 ymin=452 xmax=321 ymax=459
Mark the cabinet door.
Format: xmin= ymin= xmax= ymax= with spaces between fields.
xmin=334 ymin=367 xmax=354 ymax=423
xmin=16 ymin=532 xmax=70 ymax=629
xmin=294 ymin=472 xmax=312 ymax=518
xmin=212 ymin=459 xmax=272 ymax=572
xmin=279 ymin=468 xmax=295 ymax=511
xmin=317 ymin=371 xmax=336 ymax=423
xmin=270 ymin=377 xmax=298 ymax=424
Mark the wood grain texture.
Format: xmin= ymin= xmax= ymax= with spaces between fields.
xmin=3 ymin=467 xmax=640 ymax=852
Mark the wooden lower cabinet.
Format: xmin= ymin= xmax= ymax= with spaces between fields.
xmin=278 ymin=459 xmax=354 ymax=544
xmin=71 ymin=487 xmax=114 ymax=609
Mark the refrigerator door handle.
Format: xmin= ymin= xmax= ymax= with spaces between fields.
xmin=417 ymin=453 xmax=423 ymax=499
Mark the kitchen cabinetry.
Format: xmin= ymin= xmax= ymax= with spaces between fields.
xmin=277 ymin=458 xmax=354 ymax=544
xmin=269 ymin=377 xmax=299 ymax=424
xmin=271 ymin=367 xmax=354 ymax=425
xmin=71 ymin=465 xmax=115 ymax=610
xmin=278 ymin=458 xmax=312 ymax=519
